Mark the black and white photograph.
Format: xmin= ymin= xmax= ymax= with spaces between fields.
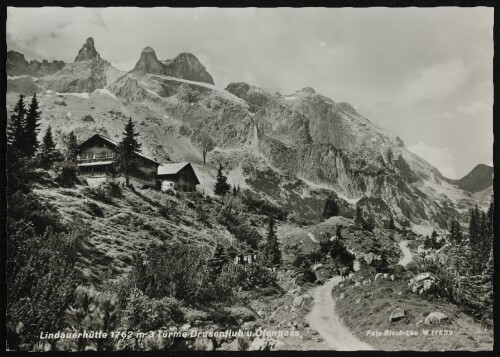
xmin=4 ymin=6 xmax=495 ymax=351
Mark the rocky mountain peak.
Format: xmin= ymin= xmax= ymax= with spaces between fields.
xmin=299 ymin=87 xmax=316 ymax=94
xmin=132 ymin=46 xmax=165 ymax=75
xmin=164 ymin=52 xmax=215 ymax=84
xmin=132 ymin=48 xmax=215 ymax=84
xmin=75 ymin=37 xmax=100 ymax=62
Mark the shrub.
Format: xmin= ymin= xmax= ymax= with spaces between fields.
xmin=7 ymin=223 xmax=89 ymax=346
xmin=84 ymin=182 xmax=122 ymax=204
xmin=85 ymin=201 xmax=104 ymax=217
xmin=121 ymin=288 xmax=184 ymax=331
xmin=158 ymin=205 xmax=170 ymax=219
xmin=8 ymin=191 xmax=65 ymax=234
xmin=57 ymin=287 xmax=120 ymax=351
xmin=54 ymin=161 xmax=79 ymax=188
xmin=240 ymin=192 xmax=288 ymax=220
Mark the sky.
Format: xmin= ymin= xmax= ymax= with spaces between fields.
xmin=7 ymin=7 xmax=493 ymax=179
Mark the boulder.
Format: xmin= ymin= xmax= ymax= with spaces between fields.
xmin=293 ymin=296 xmax=304 ymax=307
xmin=374 ymin=273 xmax=383 ymax=281
xmin=312 ymin=263 xmax=323 ymax=271
xmin=389 ymin=308 xmax=405 ymax=322
xmin=408 ymin=272 xmax=440 ymax=295
xmin=180 ymin=323 xmax=191 ymax=331
xmin=81 ymin=114 xmax=95 ymax=122
xmin=424 ymin=312 xmax=448 ymax=325
xmin=355 ymin=298 xmax=361 ymax=304
xmin=241 ymin=321 xmax=260 ymax=331
xmin=301 ymin=293 xmax=312 ymax=301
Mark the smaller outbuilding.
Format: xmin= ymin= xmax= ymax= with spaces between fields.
xmin=157 ymin=162 xmax=200 ymax=192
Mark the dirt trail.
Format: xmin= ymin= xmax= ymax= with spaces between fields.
xmin=305 ymin=277 xmax=374 ymax=350
xmin=398 ymin=240 xmax=412 ymax=267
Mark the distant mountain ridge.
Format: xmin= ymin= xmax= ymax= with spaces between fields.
xmin=6 ymin=37 xmax=490 ymax=228
xmin=7 ymin=50 xmax=65 ymax=77
xmin=453 ymin=164 xmax=493 ymax=192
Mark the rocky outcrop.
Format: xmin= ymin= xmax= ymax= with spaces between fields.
xmin=75 ymin=37 xmax=101 ymax=62
xmin=225 ymin=82 xmax=273 ymax=112
xmin=163 ymin=53 xmax=215 ymax=84
xmin=408 ymin=273 xmax=442 ymax=295
xmin=7 ymin=51 xmax=65 ymax=76
xmin=36 ymin=38 xmax=123 ymax=93
xmin=132 ymin=47 xmax=165 ymax=75
xmin=424 ymin=312 xmax=448 ymax=325
xmin=389 ymin=308 xmax=405 ymax=322
xmin=132 ymin=47 xmax=214 ymax=84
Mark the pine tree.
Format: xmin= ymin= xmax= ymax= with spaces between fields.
xmin=232 ymin=185 xmax=238 ymax=196
xmin=354 ymin=206 xmax=364 ymax=228
xmin=7 ymin=94 xmax=27 ymax=154
xmin=428 ymin=229 xmax=441 ymax=249
xmin=449 ymin=219 xmax=463 ymax=245
xmin=262 ymin=217 xmax=281 ymax=266
xmin=214 ymin=163 xmax=231 ymax=196
xmin=116 ymin=118 xmax=142 ymax=186
xmin=468 ymin=205 xmax=481 ymax=274
xmin=62 ymin=131 xmax=79 ymax=163
xmin=322 ymin=195 xmax=339 ymax=218
xmin=387 ymin=215 xmax=395 ymax=229
xmin=25 ymin=93 xmax=41 ymax=157
xmin=38 ymin=126 xmax=61 ymax=169
xmin=208 ymin=242 xmax=227 ymax=276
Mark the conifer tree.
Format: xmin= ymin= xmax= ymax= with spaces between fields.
xmin=116 ymin=118 xmax=142 ymax=186
xmin=387 ymin=215 xmax=395 ymax=230
xmin=449 ymin=219 xmax=463 ymax=245
xmin=7 ymin=94 xmax=27 ymax=154
xmin=468 ymin=205 xmax=481 ymax=273
xmin=322 ymin=195 xmax=339 ymax=218
xmin=262 ymin=217 xmax=281 ymax=266
xmin=25 ymin=93 xmax=41 ymax=157
xmin=62 ymin=131 xmax=79 ymax=163
xmin=232 ymin=185 xmax=238 ymax=196
xmin=214 ymin=163 xmax=231 ymax=196
xmin=354 ymin=206 xmax=364 ymax=228
xmin=209 ymin=242 xmax=227 ymax=276
xmin=38 ymin=126 xmax=61 ymax=168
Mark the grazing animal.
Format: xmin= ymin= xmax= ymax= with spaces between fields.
xmin=338 ymin=266 xmax=350 ymax=280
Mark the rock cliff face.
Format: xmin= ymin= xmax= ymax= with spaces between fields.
xmin=226 ymin=82 xmax=273 ymax=112
xmin=7 ymin=37 xmax=485 ymax=227
xmin=75 ymin=37 xmax=101 ymax=62
xmin=7 ymin=51 xmax=65 ymax=76
xmin=132 ymin=47 xmax=214 ymax=84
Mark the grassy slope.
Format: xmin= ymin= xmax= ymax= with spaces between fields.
xmin=332 ymin=277 xmax=493 ymax=351
xmin=33 ymin=181 xmax=235 ymax=285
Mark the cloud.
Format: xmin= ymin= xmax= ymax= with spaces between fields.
xmin=399 ymin=59 xmax=471 ymax=106
xmin=407 ymin=141 xmax=457 ymax=178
